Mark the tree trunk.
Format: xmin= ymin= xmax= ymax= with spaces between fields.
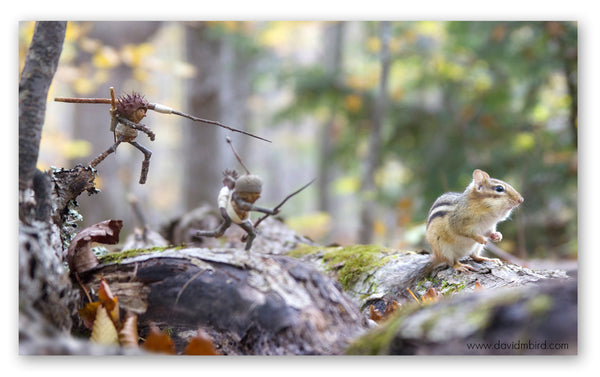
xmin=19 ymin=21 xmax=66 ymax=192
xmin=182 ymin=23 xmax=224 ymax=209
xmin=317 ymin=22 xmax=345 ymax=217
xmin=358 ymin=21 xmax=391 ymax=244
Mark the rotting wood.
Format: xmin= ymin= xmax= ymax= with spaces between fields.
xmin=79 ymin=247 xmax=367 ymax=355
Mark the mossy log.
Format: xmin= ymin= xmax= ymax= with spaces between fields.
xmin=345 ymin=278 xmax=577 ymax=355
xmin=289 ymin=245 xmax=571 ymax=317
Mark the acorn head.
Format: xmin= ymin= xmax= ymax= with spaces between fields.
xmin=116 ymin=92 xmax=149 ymax=123
xmin=234 ymin=174 xmax=263 ymax=194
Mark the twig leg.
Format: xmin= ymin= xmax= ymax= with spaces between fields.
xmin=90 ymin=136 xmax=123 ymax=168
xmin=239 ymin=221 xmax=256 ymax=251
xmin=129 ymin=141 xmax=152 ymax=184
xmin=194 ymin=217 xmax=231 ymax=239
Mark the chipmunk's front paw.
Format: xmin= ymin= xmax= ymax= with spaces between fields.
xmin=489 ymin=232 xmax=503 ymax=242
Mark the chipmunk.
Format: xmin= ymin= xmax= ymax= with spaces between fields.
xmin=426 ymin=169 xmax=524 ymax=273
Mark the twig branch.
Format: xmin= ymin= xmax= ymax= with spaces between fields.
xmin=254 ymin=178 xmax=316 ymax=230
xmin=226 ymin=137 xmax=250 ymax=175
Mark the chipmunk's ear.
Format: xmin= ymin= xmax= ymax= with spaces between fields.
xmin=472 ymin=169 xmax=489 ymax=190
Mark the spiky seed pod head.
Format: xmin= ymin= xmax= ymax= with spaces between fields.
xmin=222 ymin=169 xmax=239 ymax=181
xmin=235 ymin=174 xmax=263 ymax=194
xmin=116 ymin=92 xmax=149 ymax=123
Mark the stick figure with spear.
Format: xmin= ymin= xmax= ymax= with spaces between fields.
xmin=55 ymin=87 xmax=270 ymax=184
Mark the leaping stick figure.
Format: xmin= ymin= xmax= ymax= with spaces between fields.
xmin=55 ymin=87 xmax=270 ymax=184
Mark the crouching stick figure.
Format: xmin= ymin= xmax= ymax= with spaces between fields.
xmin=194 ymin=169 xmax=279 ymax=250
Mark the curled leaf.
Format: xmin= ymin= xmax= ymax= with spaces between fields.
xmin=119 ymin=312 xmax=139 ymax=348
xmin=67 ymin=219 xmax=123 ymax=274
xmin=98 ymin=277 xmax=119 ymax=323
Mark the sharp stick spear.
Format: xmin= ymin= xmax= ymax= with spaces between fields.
xmin=241 ymin=178 xmax=316 ymax=242
xmin=55 ymin=91 xmax=271 ymax=143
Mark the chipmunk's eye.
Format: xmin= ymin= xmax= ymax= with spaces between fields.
xmin=494 ymin=185 xmax=505 ymax=193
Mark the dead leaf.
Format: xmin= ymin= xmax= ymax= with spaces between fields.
xmin=384 ymin=300 xmax=399 ymax=315
xmin=90 ymin=305 xmax=119 ymax=345
xmin=78 ymin=301 xmax=101 ymax=330
xmin=474 ymin=281 xmax=484 ymax=291
xmin=421 ymin=287 xmax=441 ymax=303
xmin=119 ymin=312 xmax=139 ymax=348
xmin=369 ymin=305 xmax=384 ymax=322
xmin=98 ymin=277 xmax=119 ymax=323
xmin=67 ymin=219 xmax=123 ymax=274
xmin=369 ymin=300 xmax=399 ymax=323
xmin=184 ymin=328 xmax=220 ymax=355
xmin=142 ymin=324 xmax=175 ymax=354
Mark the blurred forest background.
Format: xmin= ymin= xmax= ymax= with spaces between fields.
xmin=18 ymin=21 xmax=577 ymax=262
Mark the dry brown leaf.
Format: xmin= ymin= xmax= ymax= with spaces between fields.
xmin=474 ymin=281 xmax=484 ymax=291
xmin=98 ymin=277 xmax=120 ymax=323
xmin=384 ymin=300 xmax=399 ymax=315
xmin=369 ymin=300 xmax=399 ymax=323
xmin=78 ymin=301 xmax=101 ymax=330
xmin=184 ymin=328 xmax=220 ymax=355
xmin=67 ymin=219 xmax=123 ymax=274
xmin=421 ymin=287 xmax=441 ymax=303
xmin=119 ymin=312 xmax=139 ymax=348
xmin=90 ymin=305 xmax=119 ymax=345
xmin=142 ymin=324 xmax=175 ymax=354
xmin=369 ymin=305 xmax=384 ymax=322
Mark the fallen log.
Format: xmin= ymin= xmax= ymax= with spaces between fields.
xmin=78 ymin=246 xmax=367 ymax=355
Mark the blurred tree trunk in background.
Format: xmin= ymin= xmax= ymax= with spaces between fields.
xmin=182 ymin=23 xmax=223 ymax=209
xmin=317 ymin=22 xmax=345 ymax=218
xmin=358 ymin=21 xmax=391 ymax=244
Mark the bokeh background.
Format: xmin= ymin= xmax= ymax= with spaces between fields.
xmin=18 ymin=21 xmax=577 ymax=263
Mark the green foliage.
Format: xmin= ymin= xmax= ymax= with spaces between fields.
xmin=276 ymin=21 xmax=577 ymax=259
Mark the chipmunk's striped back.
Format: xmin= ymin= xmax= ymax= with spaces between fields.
xmin=426 ymin=192 xmax=461 ymax=229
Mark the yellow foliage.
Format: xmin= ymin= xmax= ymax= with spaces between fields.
xmin=366 ymin=37 xmax=381 ymax=53
xmin=121 ymin=43 xmax=155 ymax=67
xmin=344 ymin=94 xmax=363 ymax=113
xmin=73 ymin=77 xmax=96 ymax=95
xmin=92 ymin=46 xmax=120 ymax=69
xmin=513 ymin=132 xmax=536 ymax=152
xmin=285 ymin=212 xmax=331 ymax=241
xmin=61 ymin=140 xmax=92 ymax=160
xmin=373 ymin=220 xmax=386 ymax=237
xmin=334 ymin=176 xmax=360 ymax=195
xmin=65 ymin=22 xmax=83 ymax=42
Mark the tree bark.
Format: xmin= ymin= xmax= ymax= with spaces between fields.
xmin=78 ymin=245 xmax=367 ymax=355
xmin=182 ymin=23 xmax=224 ymax=208
xmin=358 ymin=21 xmax=391 ymax=244
xmin=346 ymin=278 xmax=576 ymax=355
xmin=317 ymin=22 xmax=345 ymax=216
xmin=19 ymin=21 xmax=66 ymax=191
